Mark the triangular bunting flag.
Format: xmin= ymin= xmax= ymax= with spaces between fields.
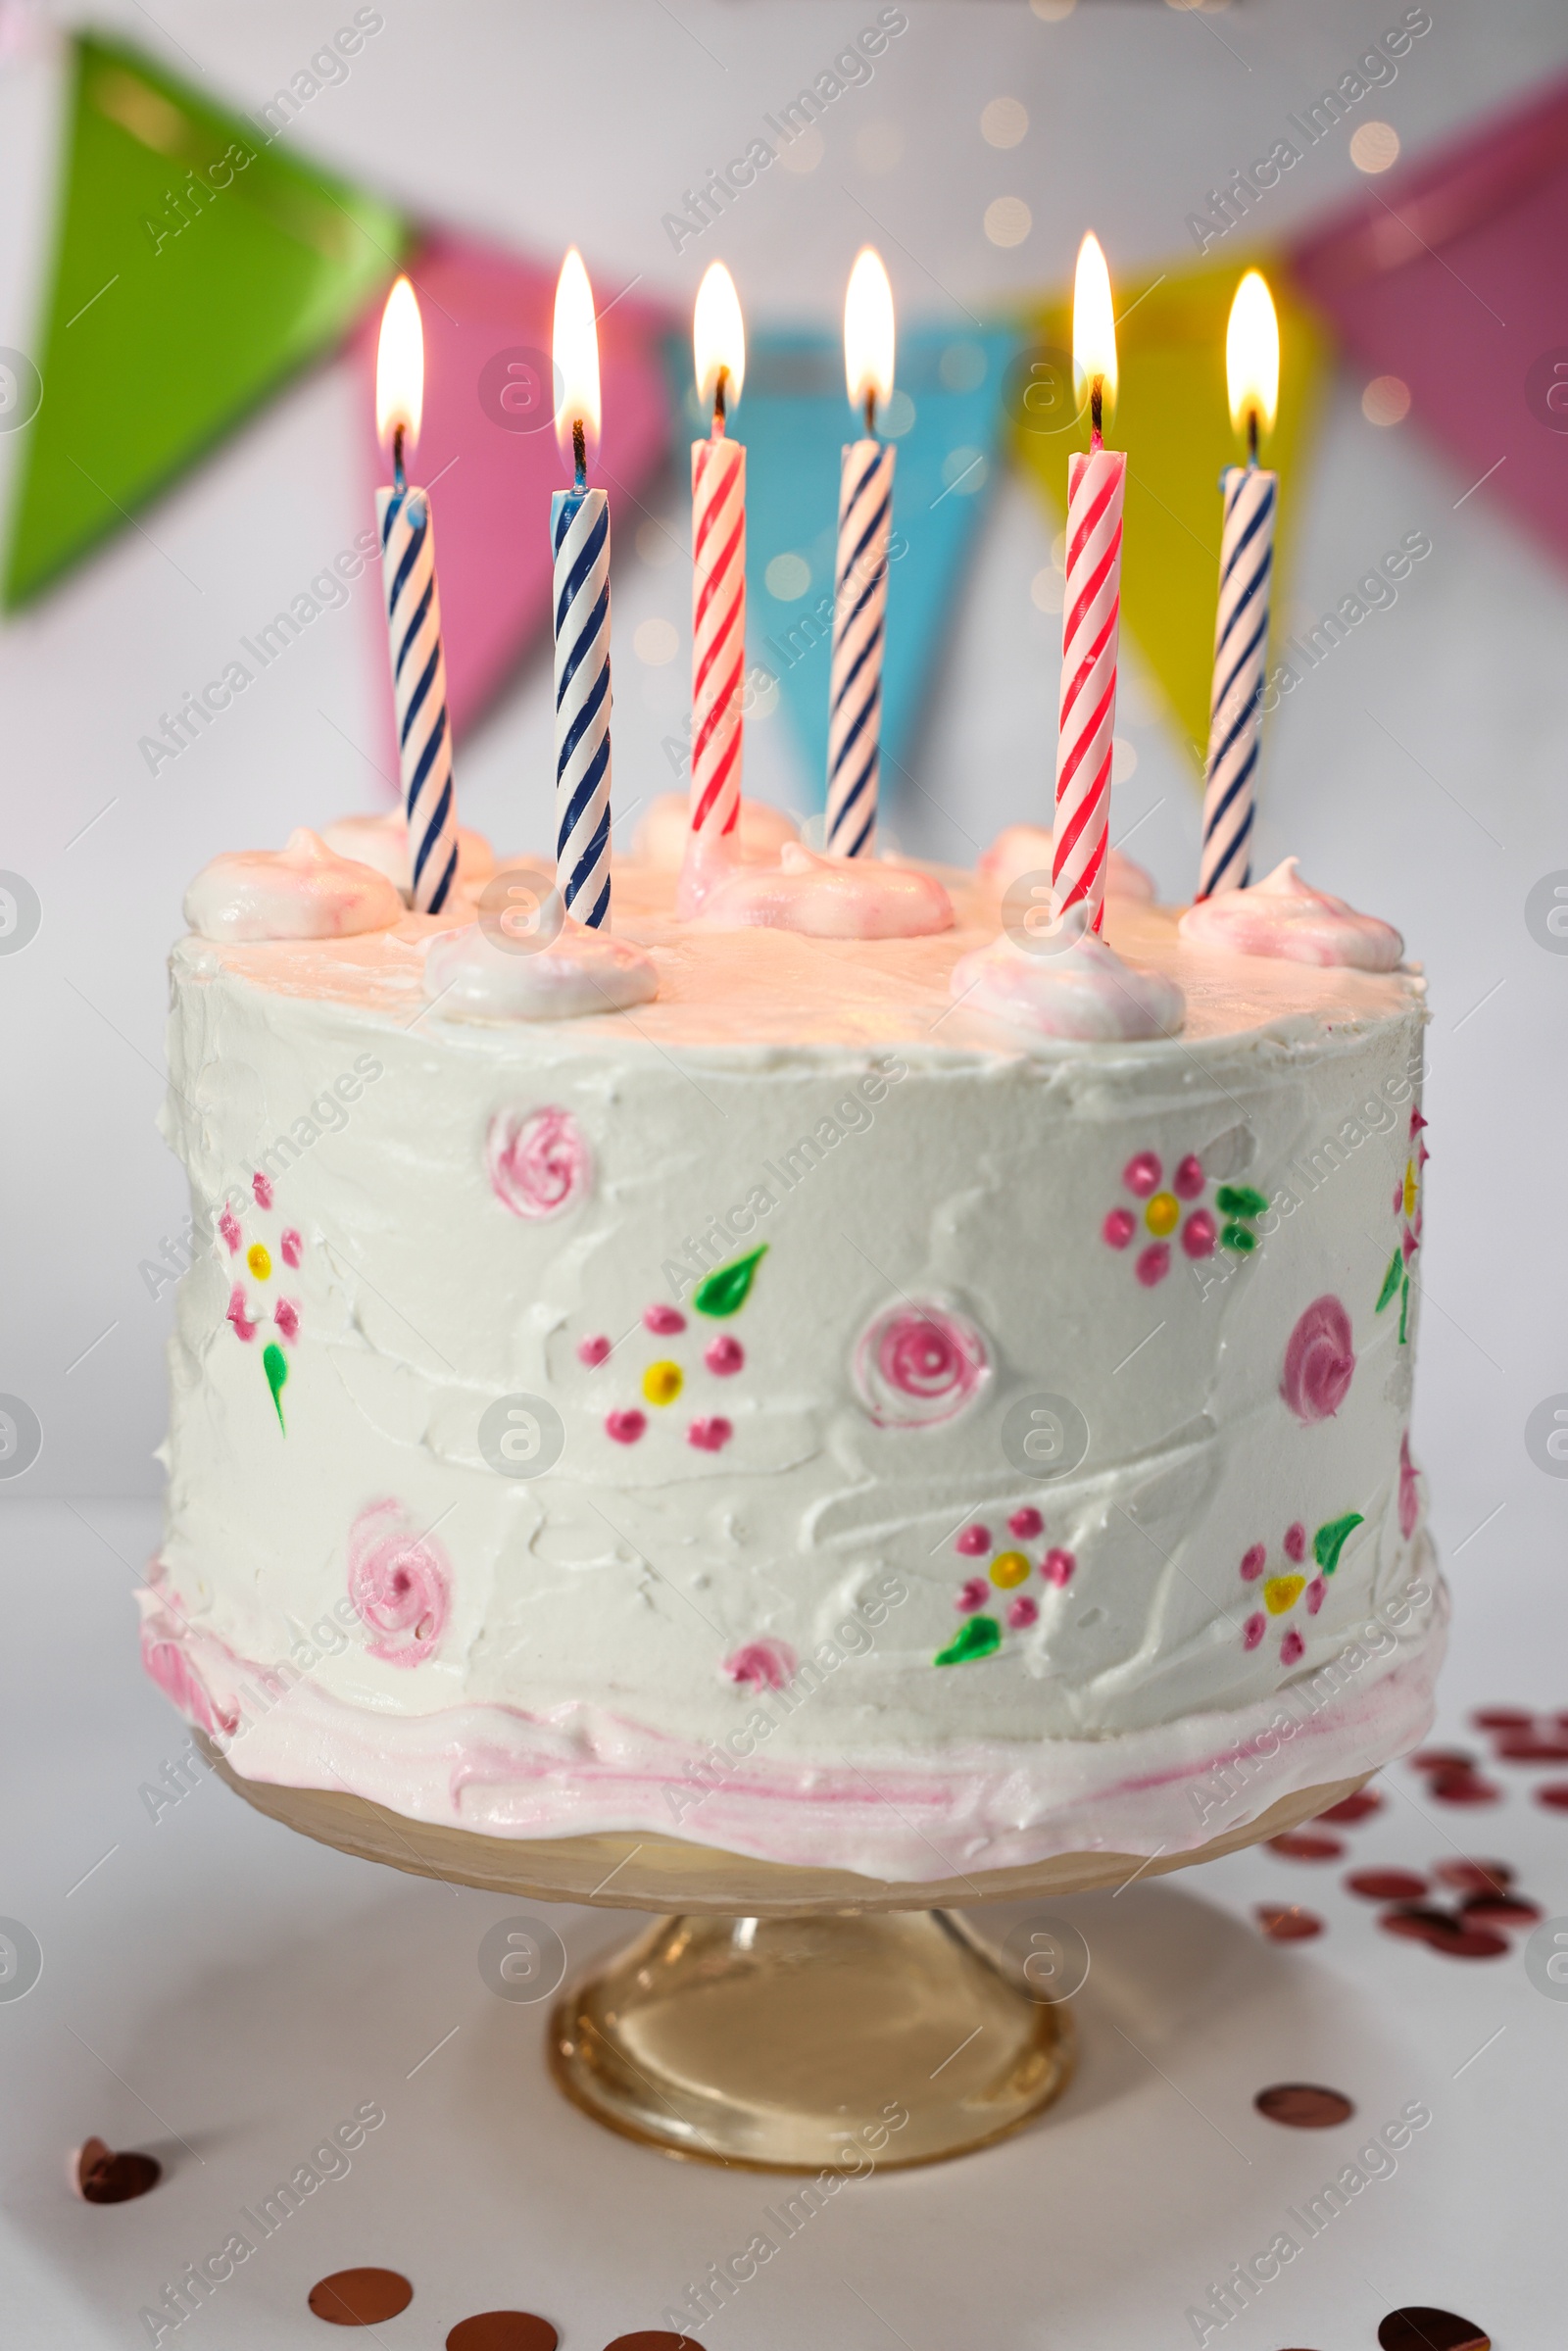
xmin=1291 ymin=75 xmax=1568 ymax=572
xmin=671 ymin=324 xmax=1021 ymax=813
xmin=4 ymin=34 xmax=405 ymax=609
xmin=353 ymin=233 xmax=673 ymax=758
xmin=1011 ymin=261 xmax=1332 ymax=774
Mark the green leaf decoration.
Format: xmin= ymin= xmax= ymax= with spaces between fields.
xmin=1398 ymin=1276 xmax=1409 ymax=1346
xmin=4 ymin=36 xmax=406 ymax=609
xmin=1221 ymin=1222 xmax=1258 ymax=1253
xmin=693 ymin=1245 xmax=768 ymax=1318
xmin=1214 ymin=1184 xmax=1268 ymax=1219
xmin=263 ymin=1342 xmax=288 ymax=1432
xmin=934 ymin=1615 xmax=1002 ymax=1667
xmin=1375 ymin=1249 xmax=1402 ymax=1313
xmin=1312 ymin=1512 xmax=1363 ymax=1575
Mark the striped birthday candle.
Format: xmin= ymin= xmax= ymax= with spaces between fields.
xmin=690 ymin=424 xmax=745 ymax=854
xmin=1052 ymin=441 xmax=1125 ymax=934
xmin=825 ymin=436 xmax=895 ymax=858
xmin=377 ymin=474 xmax=458 ymax=915
xmin=551 ymin=476 xmax=612 ymax=928
xmin=1198 ymin=462 xmax=1276 ymax=899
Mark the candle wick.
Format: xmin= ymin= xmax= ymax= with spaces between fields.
xmin=392 ymin=421 xmax=406 ymax=495
xmin=1090 ymin=376 xmax=1102 ymax=451
xmin=864 ymin=388 xmax=876 ymax=439
xmin=712 ymin=367 xmax=728 ymax=436
xmin=572 ymin=415 xmax=587 ymax=490
xmin=1247 ymin=406 xmax=1259 ymax=465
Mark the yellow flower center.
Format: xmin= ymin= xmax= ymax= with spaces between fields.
xmin=989 ymin=1550 xmax=1031 ymax=1589
xmin=642 ymin=1360 xmax=683 ymax=1406
xmin=1145 ymin=1192 xmax=1179 ymax=1237
xmin=1263 ymin=1573 xmax=1304 ymax=1616
xmin=247 ymin=1244 xmax=271 ymax=1280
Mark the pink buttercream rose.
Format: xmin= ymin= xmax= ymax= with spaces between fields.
xmin=724 ymin=1638 xmax=796 ymax=1691
xmin=347 ymin=1500 xmax=451 ymax=1667
xmin=1281 ymin=1297 xmax=1356 ymax=1423
xmin=486 ymin=1105 xmax=594 ymax=1221
xmin=853 ymin=1299 xmax=991 ymax=1430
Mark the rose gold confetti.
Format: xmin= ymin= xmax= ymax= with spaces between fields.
xmin=1377 ymin=2307 xmax=1490 ymax=2351
xmin=1268 ymin=1832 xmax=1346 ymax=1861
xmin=1494 ymin=1732 xmax=1568 ymax=1763
xmin=1316 ymin=1788 xmax=1383 ymax=1825
xmin=1410 ymin=1747 xmax=1475 ymax=1772
xmin=1471 ymin=1706 xmax=1534 ymax=1731
xmin=603 ymin=2337 xmax=703 ymax=2351
xmin=1379 ymin=1905 xmax=1454 ymax=1943
xmin=447 ymin=2319 xmax=559 ymax=2351
xmin=1429 ymin=1770 xmax=1501 ymax=1805
xmin=1535 ymin=1781 xmax=1568 ymax=1810
xmin=1433 ymin=1858 xmax=1513 ymax=1893
xmin=72 ymin=2138 xmax=161 ymax=2203
xmin=1346 ymin=1868 xmax=1428 ymax=1901
xmin=1255 ymin=1903 xmax=1324 ymax=1942
xmin=1254 ymin=2082 xmax=1354 ymax=2129
xmin=1460 ymin=1891 xmax=1542 ymax=1930
xmin=309 ymin=2270 xmax=414 ymax=2326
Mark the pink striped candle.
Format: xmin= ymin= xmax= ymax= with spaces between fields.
xmin=680 ymin=265 xmax=746 ymax=916
xmin=1053 ymin=234 xmax=1124 ymax=937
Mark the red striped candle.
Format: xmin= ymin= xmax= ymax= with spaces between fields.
xmin=1052 ymin=233 xmax=1123 ymax=937
xmin=680 ymin=264 xmax=746 ymax=917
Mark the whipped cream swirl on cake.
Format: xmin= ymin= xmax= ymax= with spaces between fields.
xmin=184 ymin=828 xmax=403 ymax=942
xmin=1179 ymin=857 xmax=1403 ymax=970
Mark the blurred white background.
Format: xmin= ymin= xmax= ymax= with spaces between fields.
xmin=1 ymin=0 xmax=1565 ymax=1704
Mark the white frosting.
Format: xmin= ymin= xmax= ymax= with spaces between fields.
xmin=952 ymin=906 xmax=1186 ymax=1043
xmin=979 ymin=821 xmax=1155 ymax=906
xmin=183 ymin=829 xmax=403 ymax=943
xmin=1179 ymin=857 xmax=1404 ymax=970
xmin=634 ymin=792 xmax=798 ymax=871
xmin=154 ymin=860 xmax=1434 ymax=1877
xmin=692 ymin=840 xmax=955 ymax=940
xmin=422 ymin=915 xmax=659 ymax=1021
xmin=322 ymin=811 xmax=495 ymax=901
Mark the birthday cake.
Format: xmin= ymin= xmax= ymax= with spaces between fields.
xmin=140 ymin=824 xmax=1443 ymax=1881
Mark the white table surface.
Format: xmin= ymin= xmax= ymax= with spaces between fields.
xmin=2 ymin=1495 xmax=1557 ymax=2351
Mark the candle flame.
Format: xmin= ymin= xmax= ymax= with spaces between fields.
xmin=1071 ymin=232 xmax=1117 ymax=423
xmin=553 ymin=248 xmax=601 ymax=463
xmin=375 ymin=275 xmax=423 ymax=453
xmin=1226 ymin=269 xmax=1280 ymax=440
xmin=844 ymin=246 xmax=895 ymax=419
xmin=694 ymin=262 xmax=745 ymax=420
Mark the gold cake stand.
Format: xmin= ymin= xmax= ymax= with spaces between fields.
xmin=201 ymin=1737 xmax=1362 ymax=2173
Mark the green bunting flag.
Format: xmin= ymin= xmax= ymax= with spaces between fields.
xmin=4 ymin=34 xmax=406 ymax=609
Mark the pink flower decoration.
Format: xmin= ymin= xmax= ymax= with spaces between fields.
xmin=1284 ymin=1522 xmax=1306 ymax=1563
xmin=1281 ymin=1296 xmax=1356 ymax=1423
xmin=956 ymin=1524 xmax=991 ymax=1556
xmin=1243 ymin=1612 xmax=1266 ymax=1651
xmin=1102 ymin=1207 xmax=1136 ymax=1249
xmin=140 ymin=1621 xmax=237 ymax=1738
xmin=1240 ymin=1543 xmax=1266 ymax=1582
xmin=853 ymin=1299 xmax=990 ymax=1430
xmin=706 ymin=1335 xmax=745 ymax=1376
xmin=253 ymin=1171 xmax=273 ymax=1210
xmin=578 ymin=1335 xmax=612 ymax=1368
xmin=724 ymin=1638 xmax=795 ymax=1691
xmin=956 ymin=1579 xmax=989 ymax=1614
xmin=1280 ymin=1628 xmax=1305 ymax=1667
xmin=219 ymin=1209 xmax=242 ymax=1254
xmin=1124 ymin=1151 xmax=1161 ymax=1197
xmin=347 ymin=1500 xmax=451 ymax=1667
xmin=1398 ymin=1431 xmax=1421 ymax=1541
xmin=645 ymin=1303 xmax=686 ymax=1335
xmin=1006 ymin=1595 xmax=1039 ymax=1631
xmin=1136 ymin=1243 xmax=1170 ymax=1288
xmin=1173 ymin=1153 xmax=1205 ymax=1200
xmin=280 ymin=1228 xmax=303 ymax=1268
xmin=1181 ymin=1209 xmax=1217 ymax=1259
xmin=273 ymin=1298 xmax=300 ymax=1344
xmin=1008 ymin=1505 xmax=1044 ymax=1540
xmin=1042 ymin=1548 xmax=1075 ymax=1588
xmin=1401 ymin=1221 xmax=1419 ymax=1266
xmin=226 ymin=1287 xmax=257 ymax=1342
xmin=1305 ymin=1576 xmax=1326 ymax=1615
xmin=486 ymin=1104 xmax=594 ymax=1221
xmin=1392 ymin=1180 xmax=1404 ymax=1213
xmin=688 ymin=1416 xmax=732 ymax=1452
xmin=606 ymin=1409 xmax=646 ymax=1445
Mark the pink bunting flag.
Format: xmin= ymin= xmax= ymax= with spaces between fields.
xmin=1291 ymin=77 xmax=1568 ymax=567
xmin=355 ymin=231 xmax=672 ymax=772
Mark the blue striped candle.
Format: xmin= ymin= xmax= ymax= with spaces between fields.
xmin=377 ymin=471 xmax=459 ymax=914
xmin=825 ymin=435 xmax=895 ymax=859
xmin=1198 ymin=460 xmax=1276 ymax=901
xmin=551 ymin=477 xmax=612 ymax=929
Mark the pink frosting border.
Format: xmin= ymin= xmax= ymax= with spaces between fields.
xmin=136 ymin=1568 xmax=1446 ymax=1882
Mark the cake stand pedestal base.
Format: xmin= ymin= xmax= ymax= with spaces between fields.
xmin=548 ymin=1908 xmax=1073 ymax=2171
